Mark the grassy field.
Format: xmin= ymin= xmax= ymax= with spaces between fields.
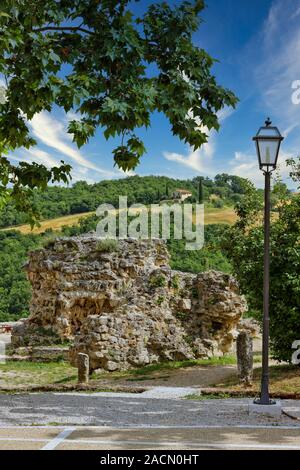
xmin=1 ymin=206 xmax=237 ymax=235
xmin=203 ymin=207 xmax=237 ymax=225
xmin=1 ymin=211 xmax=94 ymax=234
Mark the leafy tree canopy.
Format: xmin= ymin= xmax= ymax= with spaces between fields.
xmin=0 ymin=0 xmax=237 ymax=223
xmin=222 ymin=158 xmax=300 ymax=361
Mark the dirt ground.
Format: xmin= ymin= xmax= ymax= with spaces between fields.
xmin=95 ymin=338 xmax=263 ymax=389
xmin=100 ymin=364 xmax=237 ymax=388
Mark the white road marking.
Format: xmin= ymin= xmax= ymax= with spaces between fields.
xmin=41 ymin=427 xmax=75 ymax=450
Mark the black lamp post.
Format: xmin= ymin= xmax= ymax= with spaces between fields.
xmin=252 ymin=118 xmax=284 ymax=405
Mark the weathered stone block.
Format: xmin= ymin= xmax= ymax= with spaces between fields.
xmin=77 ymin=352 xmax=89 ymax=384
xmin=178 ymin=298 xmax=192 ymax=311
xmin=236 ymin=331 xmax=253 ymax=386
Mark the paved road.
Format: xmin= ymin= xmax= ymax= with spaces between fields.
xmin=0 ymin=393 xmax=300 ymax=450
xmin=1 ymin=425 xmax=300 ymax=450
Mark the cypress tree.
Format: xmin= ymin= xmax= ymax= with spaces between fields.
xmin=198 ymin=178 xmax=204 ymax=204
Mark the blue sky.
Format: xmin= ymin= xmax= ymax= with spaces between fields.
xmin=9 ymin=0 xmax=300 ymax=187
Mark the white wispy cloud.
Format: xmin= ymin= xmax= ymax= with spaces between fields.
xmin=7 ymin=110 xmax=139 ymax=183
xmin=28 ymin=111 xmax=117 ymax=178
xmin=66 ymin=110 xmax=81 ymax=121
xmin=224 ymin=0 xmax=300 ymax=188
xmin=291 ymin=5 xmax=300 ymax=20
xmin=10 ymin=148 xmax=97 ymax=184
xmin=25 ymin=147 xmax=62 ymax=168
xmin=255 ymin=0 xmax=300 ymax=134
xmin=163 ymin=141 xmax=215 ymax=175
xmin=227 ymin=149 xmax=297 ymax=188
xmin=227 ymin=151 xmax=264 ymax=186
xmin=9 ymin=148 xmax=60 ymax=170
xmin=117 ymin=168 xmax=137 ymax=177
xmin=162 ymin=107 xmax=233 ymax=175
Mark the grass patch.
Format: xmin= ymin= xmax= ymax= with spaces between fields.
xmin=96 ymin=239 xmax=119 ymax=253
xmin=171 ymin=274 xmax=180 ymax=289
xmin=0 ymin=355 xmax=240 ymax=389
xmin=175 ymin=311 xmax=188 ymax=320
xmin=186 ymin=392 xmax=233 ymax=400
xmin=128 ymin=356 xmax=237 ymax=376
xmin=148 ymin=274 xmax=166 ymax=288
xmin=156 ymin=295 xmax=165 ymax=306
xmin=52 ymin=341 xmax=71 ymax=348
xmin=0 ymin=361 xmax=77 ymax=387
xmin=213 ymin=363 xmax=300 ymax=394
xmin=126 ymin=375 xmax=171 ymax=382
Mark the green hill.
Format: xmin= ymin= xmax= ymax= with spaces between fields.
xmin=0 ymin=174 xmax=246 ymax=229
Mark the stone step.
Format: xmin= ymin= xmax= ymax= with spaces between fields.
xmin=3 ymin=346 xmax=69 ymax=362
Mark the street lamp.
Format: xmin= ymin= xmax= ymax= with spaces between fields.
xmin=252 ymin=118 xmax=284 ymax=405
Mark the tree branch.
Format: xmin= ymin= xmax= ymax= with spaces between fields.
xmin=33 ymin=26 xmax=93 ymax=35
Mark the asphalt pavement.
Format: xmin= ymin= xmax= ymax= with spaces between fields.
xmin=0 ymin=392 xmax=300 ymax=449
xmin=1 ymin=425 xmax=300 ymax=450
xmin=0 ymin=392 xmax=300 ymax=427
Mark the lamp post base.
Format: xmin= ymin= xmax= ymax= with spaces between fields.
xmin=253 ymin=397 xmax=277 ymax=405
xmin=248 ymin=399 xmax=281 ymax=418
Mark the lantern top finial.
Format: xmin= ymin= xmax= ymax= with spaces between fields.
xmin=265 ymin=117 xmax=272 ymax=127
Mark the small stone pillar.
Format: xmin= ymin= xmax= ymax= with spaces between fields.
xmin=236 ymin=331 xmax=253 ymax=386
xmin=77 ymin=353 xmax=89 ymax=384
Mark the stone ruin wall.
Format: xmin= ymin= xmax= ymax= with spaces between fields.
xmin=12 ymin=236 xmax=248 ymax=371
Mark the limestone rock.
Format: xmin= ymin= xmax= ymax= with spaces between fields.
xmin=237 ymin=318 xmax=260 ymax=337
xmin=77 ymin=352 xmax=89 ymax=384
xmin=12 ymin=236 xmax=247 ymax=371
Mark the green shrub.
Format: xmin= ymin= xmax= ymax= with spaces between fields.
xmin=175 ymin=311 xmax=188 ymax=320
xmin=149 ymin=274 xmax=166 ymax=288
xmin=213 ymin=199 xmax=224 ymax=209
xmin=156 ymin=295 xmax=165 ymax=305
xmin=171 ymin=274 xmax=180 ymax=289
xmin=96 ymin=239 xmax=119 ymax=253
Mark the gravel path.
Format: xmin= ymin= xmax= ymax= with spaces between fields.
xmin=0 ymin=393 xmax=299 ymax=427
